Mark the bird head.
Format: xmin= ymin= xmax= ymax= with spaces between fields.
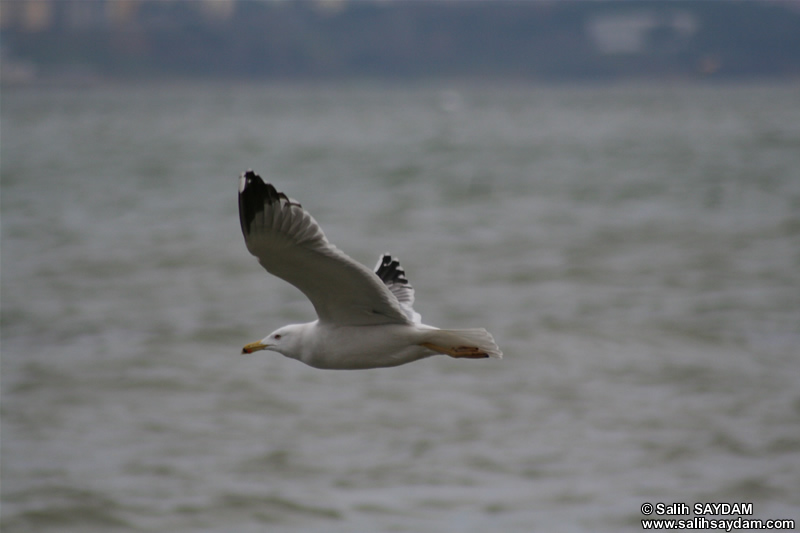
xmin=241 ymin=325 xmax=301 ymax=356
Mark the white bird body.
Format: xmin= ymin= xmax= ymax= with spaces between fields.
xmin=256 ymin=321 xmax=431 ymax=370
xmin=238 ymin=170 xmax=502 ymax=370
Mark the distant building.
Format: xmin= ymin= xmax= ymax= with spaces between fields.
xmin=587 ymin=10 xmax=697 ymax=55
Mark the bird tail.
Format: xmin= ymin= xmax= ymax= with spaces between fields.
xmin=421 ymin=328 xmax=503 ymax=359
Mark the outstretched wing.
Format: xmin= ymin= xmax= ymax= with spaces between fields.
xmin=374 ymin=254 xmax=422 ymax=324
xmin=238 ymin=171 xmax=412 ymax=326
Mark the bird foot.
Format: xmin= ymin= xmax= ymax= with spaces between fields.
xmin=421 ymin=342 xmax=489 ymax=359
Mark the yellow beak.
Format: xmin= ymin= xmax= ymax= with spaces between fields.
xmin=242 ymin=341 xmax=269 ymax=354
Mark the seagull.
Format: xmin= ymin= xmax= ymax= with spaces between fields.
xmin=238 ymin=170 xmax=502 ymax=369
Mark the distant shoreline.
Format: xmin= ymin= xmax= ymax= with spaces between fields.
xmin=3 ymin=1 xmax=799 ymax=84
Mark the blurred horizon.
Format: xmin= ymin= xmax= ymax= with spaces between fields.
xmin=2 ymin=0 xmax=800 ymax=85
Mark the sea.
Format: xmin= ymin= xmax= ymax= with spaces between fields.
xmin=2 ymin=82 xmax=799 ymax=532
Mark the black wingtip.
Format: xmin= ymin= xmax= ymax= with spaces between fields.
xmin=238 ymin=170 xmax=292 ymax=237
xmin=239 ymin=170 xmax=266 ymax=237
xmin=375 ymin=254 xmax=410 ymax=286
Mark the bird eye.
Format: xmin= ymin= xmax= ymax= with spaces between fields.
xmin=274 ymin=334 xmax=282 ymax=340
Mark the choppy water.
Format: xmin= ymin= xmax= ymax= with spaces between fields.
xmin=2 ymin=82 xmax=800 ymax=532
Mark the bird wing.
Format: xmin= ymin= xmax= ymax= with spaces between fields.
xmin=238 ymin=171 xmax=412 ymax=326
xmin=373 ymin=254 xmax=422 ymax=324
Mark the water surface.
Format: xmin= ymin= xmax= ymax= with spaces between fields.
xmin=2 ymin=82 xmax=799 ymax=532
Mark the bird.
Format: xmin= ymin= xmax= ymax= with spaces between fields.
xmin=238 ymin=170 xmax=502 ymax=369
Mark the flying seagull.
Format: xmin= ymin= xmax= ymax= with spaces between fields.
xmin=238 ymin=170 xmax=502 ymax=369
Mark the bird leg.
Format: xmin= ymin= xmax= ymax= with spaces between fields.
xmin=420 ymin=342 xmax=489 ymax=359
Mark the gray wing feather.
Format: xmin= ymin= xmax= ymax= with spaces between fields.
xmin=238 ymin=171 xmax=412 ymax=326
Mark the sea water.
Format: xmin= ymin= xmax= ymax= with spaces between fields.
xmin=2 ymin=82 xmax=799 ymax=532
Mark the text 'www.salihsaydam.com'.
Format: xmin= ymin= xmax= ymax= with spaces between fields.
xmin=640 ymin=502 xmax=795 ymax=531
